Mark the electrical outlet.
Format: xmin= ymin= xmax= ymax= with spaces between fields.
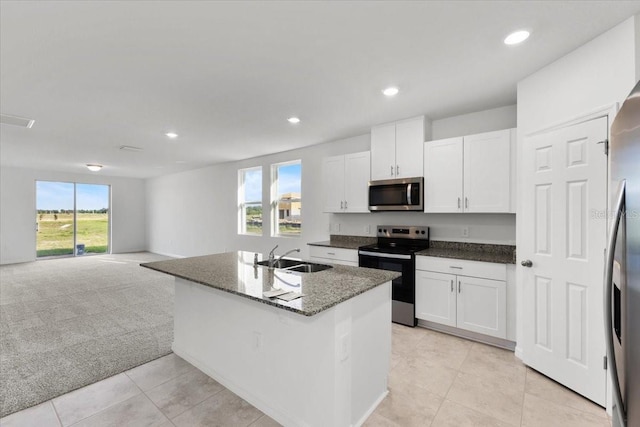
xmin=333 ymin=223 xmax=341 ymax=233
xmin=364 ymin=224 xmax=371 ymax=235
xmin=461 ymin=226 xmax=469 ymax=238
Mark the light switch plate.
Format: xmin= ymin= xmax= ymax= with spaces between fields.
xmin=462 ymin=226 xmax=469 ymax=237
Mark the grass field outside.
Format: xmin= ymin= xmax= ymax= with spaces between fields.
xmin=36 ymin=213 xmax=108 ymax=257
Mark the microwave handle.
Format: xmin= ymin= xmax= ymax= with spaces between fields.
xmin=604 ymin=180 xmax=625 ymax=424
xmin=407 ymin=183 xmax=412 ymax=205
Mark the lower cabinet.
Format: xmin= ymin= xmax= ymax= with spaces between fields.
xmin=308 ymin=246 xmax=358 ymax=267
xmin=415 ymin=256 xmax=507 ymax=339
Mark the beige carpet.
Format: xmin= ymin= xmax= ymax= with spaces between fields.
xmin=0 ymin=252 xmax=175 ymax=417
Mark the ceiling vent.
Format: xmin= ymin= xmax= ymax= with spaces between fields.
xmin=119 ymin=145 xmax=143 ymax=152
xmin=0 ymin=114 xmax=35 ymax=128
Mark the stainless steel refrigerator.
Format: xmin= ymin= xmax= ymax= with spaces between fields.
xmin=606 ymin=79 xmax=640 ymax=427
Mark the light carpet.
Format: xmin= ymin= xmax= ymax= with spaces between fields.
xmin=0 ymin=252 xmax=175 ymax=417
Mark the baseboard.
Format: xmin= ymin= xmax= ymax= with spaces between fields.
xmin=514 ymin=345 xmax=524 ymax=361
xmin=416 ymin=320 xmax=516 ymax=351
xmin=353 ymin=390 xmax=388 ymax=427
xmin=172 ymin=344 xmax=303 ymax=427
xmin=150 ymin=251 xmax=186 ymax=259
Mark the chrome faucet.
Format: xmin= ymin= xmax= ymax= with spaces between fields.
xmin=268 ymin=245 xmax=279 ymax=268
xmin=268 ymin=245 xmax=301 ymax=269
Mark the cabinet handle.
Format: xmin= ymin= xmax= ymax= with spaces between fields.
xmin=450 ymin=266 xmax=463 ymax=269
xmin=390 ymin=165 xmax=394 ymax=176
xmin=465 ymin=197 xmax=469 ymax=209
xmin=450 ymin=279 xmax=453 ymax=292
xmin=340 ymin=201 xmax=344 ymax=209
xmin=396 ymin=165 xmax=399 ymax=175
xmin=327 ymin=252 xmax=335 ymax=255
xmin=458 ymin=197 xmax=461 ymax=209
xmin=345 ymin=200 xmax=348 ymax=209
xmin=458 ymin=281 xmax=461 ymax=293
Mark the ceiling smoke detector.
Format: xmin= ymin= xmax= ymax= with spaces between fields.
xmin=0 ymin=114 xmax=35 ymax=128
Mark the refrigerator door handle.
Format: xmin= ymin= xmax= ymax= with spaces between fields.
xmin=604 ymin=179 xmax=626 ymax=425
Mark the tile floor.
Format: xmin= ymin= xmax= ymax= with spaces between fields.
xmin=0 ymin=324 xmax=610 ymax=427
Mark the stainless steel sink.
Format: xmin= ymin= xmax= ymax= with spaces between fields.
xmin=286 ymin=263 xmax=332 ymax=273
xmin=256 ymin=259 xmax=333 ymax=273
xmin=256 ymin=259 xmax=301 ymax=269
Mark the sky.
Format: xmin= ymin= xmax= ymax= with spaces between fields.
xmin=36 ymin=181 xmax=110 ymax=210
xmin=243 ymin=162 xmax=301 ymax=202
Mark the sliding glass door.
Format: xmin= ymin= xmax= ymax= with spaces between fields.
xmin=36 ymin=181 xmax=110 ymax=258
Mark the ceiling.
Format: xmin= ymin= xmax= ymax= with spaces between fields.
xmin=2 ymin=1 xmax=639 ymax=179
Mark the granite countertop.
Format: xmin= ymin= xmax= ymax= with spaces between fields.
xmin=416 ymin=241 xmax=516 ymax=264
xmin=308 ymin=235 xmax=377 ymax=250
xmin=141 ymin=251 xmax=399 ymax=317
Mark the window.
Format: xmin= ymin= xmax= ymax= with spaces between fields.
xmin=271 ymin=160 xmax=302 ymax=236
xmin=238 ymin=167 xmax=263 ymax=235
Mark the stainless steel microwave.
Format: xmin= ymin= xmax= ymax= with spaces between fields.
xmin=368 ymin=177 xmax=424 ymax=211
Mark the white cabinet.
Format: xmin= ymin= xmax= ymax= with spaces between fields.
xmin=371 ymin=116 xmax=425 ymax=180
xmin=415 ymin=256 xmax=507 ymax=339
xmin=322 ymin=151 xmax=370 ymax=213
xmin=308 ymin=246 xmax=358 ymax=267
xmin=424 ymin=128 xmax=515 ymax=213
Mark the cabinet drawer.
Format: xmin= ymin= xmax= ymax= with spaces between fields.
xmin=309 ymin=246 xmax=359 ymax=264
xmin=416 ymin=256 xmax=506 ymax=281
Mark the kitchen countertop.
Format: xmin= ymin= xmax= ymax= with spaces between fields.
xmin=309 ymin=235 xmax=516 ymax=264
xmin=308 ymin=235 xmax=376 ymax=250
xmin=417 ymin=241 xmax=516 ymax=264
xmin=141 ymin=251 xmax=399 ymax=317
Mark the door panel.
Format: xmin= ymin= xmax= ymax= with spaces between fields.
xmin=457 ymin=276 xmax=506 ymax=338
xmin=464 ymin=129 xmax=511 ymax=212
xmin=415 ymin=270 xmax=456 ymax=326
xmin=424 ymin=137 xmax=463 ymax=212
xmin=395 ymin=118 xmax=424 ymax=178
xmin=344 ymin=152 xmax=370 ymax=213
xmin=371 ymin=124 xmax=396 ymax=180
xmin=521 ymin=116 xmax=608 ymax=405
xmin=322 ymin=155 xmax=345 ymax=212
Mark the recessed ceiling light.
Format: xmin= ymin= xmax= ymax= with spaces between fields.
xmin=165 ymin=132 xmax=178 ymax=139
xmin=287 ymin=117 xmax=300 ymax=124
xmin=504 ymin=30 xmax=530 ymax=45
xmin=382 ymin=87 xmax=399 ymax=97
xmin=86 ymin=164 xmax=103 ymax=172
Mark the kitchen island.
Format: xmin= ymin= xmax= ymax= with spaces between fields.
xmin=141 ymin=251 xmax=399 ymax=427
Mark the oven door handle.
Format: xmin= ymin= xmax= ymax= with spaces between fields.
xmin=359 ymin=251 xmax=412 ymax=260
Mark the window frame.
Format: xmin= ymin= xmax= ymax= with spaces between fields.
xmin=271 ymin=160 xmax=302 ymax=238
xmin=238 ymin=166 xmax=263 ymax=236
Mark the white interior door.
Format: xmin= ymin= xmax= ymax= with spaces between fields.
xmin=521 ymin=116 xmax=608 ymax=405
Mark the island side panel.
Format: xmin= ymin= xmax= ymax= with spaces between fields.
xmin=350 ymin=282 xmax=392 ymax=426
xmin=172 ymin=277 xmax=391 ymax=427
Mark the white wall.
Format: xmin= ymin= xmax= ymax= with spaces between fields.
xmin=146 ymin=135 xmax=370 ymax=259
xmin=517 ymin=17 xmax=637 ymax=135
xmin=431 ymin=105 xmax=516 ymax=140
xmin=0 ymin=166 xmax=146 ymax=265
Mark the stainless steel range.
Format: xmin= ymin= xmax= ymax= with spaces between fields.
xmin=358 ymin=226 xmax=429 ymax=327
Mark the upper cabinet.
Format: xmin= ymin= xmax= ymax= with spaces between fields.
xmin=322 ymin=151 xmax=370 ymax=213
xmin=424 ymin=128 xmax=515 ymax=213
xmin=371 ymin=116 xmax=426 ymax=180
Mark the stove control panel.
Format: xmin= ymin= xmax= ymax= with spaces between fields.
xmin=376 ymin=225 xmax=429 ymax=240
